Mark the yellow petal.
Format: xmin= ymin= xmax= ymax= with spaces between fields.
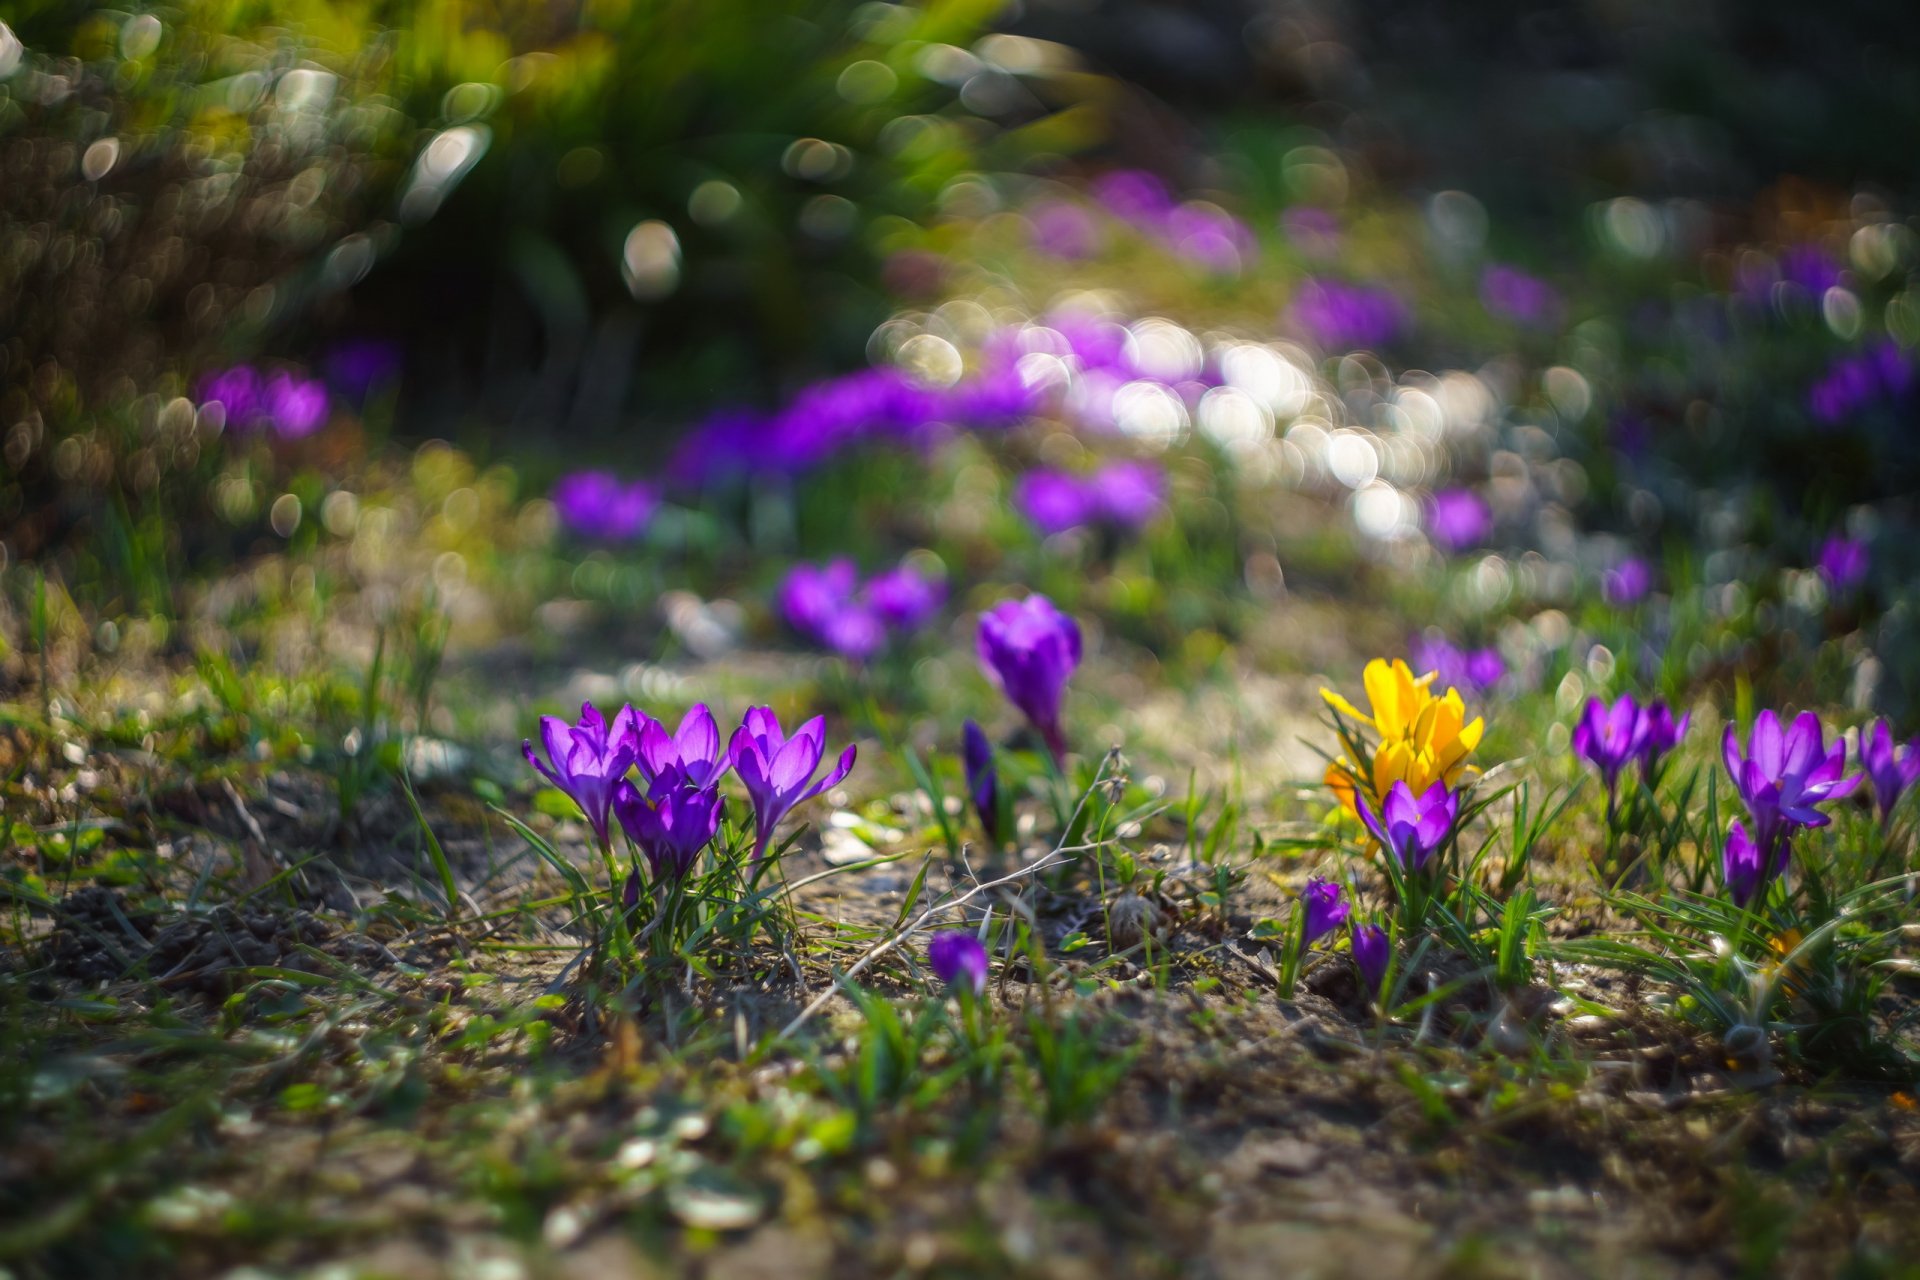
xmin=1362 ymin=660 xmax=1401 ymax=735
xmin=1320 ymin=688 xmax=1372 ymax=723
xmin=1324 ymin=757 xmax=1359 ymax=815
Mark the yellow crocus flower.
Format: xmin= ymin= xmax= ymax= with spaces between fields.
xmin=1321 ymin=658 xmax=1484 ymax=817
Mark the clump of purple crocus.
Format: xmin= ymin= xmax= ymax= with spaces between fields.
xmin=201 ymin=366 xmax=332 ymax=439
xmin=730 ymin=707 xmax=857 ymax=859
xmin=1015 ymin=460 xmax=1167 ymax=538
xmin=552 ymin=471 xmax=659 ymax=542
xmin=1410 ymin=635 xmax=1504 ymax=697
xmin=963 ymin=720 xmax=1000 ymax=845
xmin=1355 ymin=781 xmax=1459 ymax=875
xmin=977 ymin=595 xmax=1083 ymax=764
xmin=1289 ymin=279 xmax=1406 ymax=351
xmin=1722 ymin=710 xmax=1863 ymax=874
xmin=1350 ymin=921 xmax=1389 ymax=994
xmin=1603 ymin=557 xmax=1654 ymax=606
xmin=1480 ymin=264 xmax=1563 ymax=329
xmin=1861 ymin=720 xmax=1920 ymax=828
xmin=613 ymin=778 xmax=725 ymax=883
xmin=523 ymin=702 xmax=642 ymax=850
xmin=1573 ymin=694 xmax=1691 ymax=811
xmin=1817 ymin=535 xmax=1870 ymax=591
xmin=1808 ymin=339 xmax=1913 ymax=426
xmin=779 ymin=558 xmax=945 ymax=660
xmin=1426 ymin=488 xmax=1492 ymax=553
xmin=929 ymin=930 xmax=989 ymax=995
xmin=1301 ymin=877 xmax=1350 ymax=945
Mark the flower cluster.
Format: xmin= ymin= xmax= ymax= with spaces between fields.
xmin=552 ymin=471 xmax=660 ymax=542
xmin=200 ymin=366 xmax=331 ymax=439
xmin=1295 ymin=877 xmax=1389 ymax=995
xmin=1720 ymin=711 xmax=1859 ymax=904
xmin=1288 ymin=278 xmax=1406 ymax=351
xmin=1571 ymin=694 xmax=1690 ymax=808
xmin=1014 ymin=460 xmax=1166 ymax=537
xmin=524 ymin=701 xmax=855 ymax=878
xmin=1089 ymin=170 xmax=1259 ymax=275
xmin=1322 ymin=658 xmax=1484 ymax=823
xmin=779 ymin=558 xmax=946 ymax=661
xmin=1808 ymin=338 xmax=1913 ymax=425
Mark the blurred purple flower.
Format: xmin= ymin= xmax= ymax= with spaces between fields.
xmin=1092 ymin=169 xmax=1175 ymax=230
xmin=665 ymin=410 xmax=765 ymax=488
xmin=323 ymin=340 xmax=401 ymax=401
xmin=612 ymin=778 xmax=724 ymax=882
xmin=1350 ymin=921 xmax=1389 ymax=993
xmin=1426 ymin=488 xmax=1492 ymax=552
xmin=1721 ymin=818 xmax=1771 ymax=908
xmin=1817 ymin=535 xmax=1869 ymax=590
xmin=1723 ymin=710 xmax=1863 ymax=857
xmin=1780 ymin=244 xmax=1844 ymax=294
xmin=1862 ymin=720 xmax=1920 ymax=827
xmin=862 ymin=563 xmax=946 ymax=631
xmin=1092 ymin=459 xmax=1166 ymax=528
xmin=1028 ymin=200 xmax=1102 ymax=259
xmin=1636 ymin=701 xmax=1690 ymax=780
xmin=1016 ymin=470 xmax=1098 ymax=536
xmin=780 ymin=559 xmax=859 ymax=638
xmin=1355 ymin=780 xmax=1458 ymax=874
xmin=552 ymin=471 xmax=658 ymax=542
xmin=262 ymin=372 xmax=329 ymax=439
xmin=1573 ymin=695 xmax=1647 ymax=805
xmin=928 ymin=930 xmax=989 ymax=994
xmin=523 ymin=702 xmax=642 ymax=849
xmin=1411 ymin=635 xmax=1504 ymax=696
xmin=729 ymin=707 xmax=857 ymax=859
xmin=1809 ymin=339 xmax=1914 ymax=425
xmin=1480 ymin=264 xmax=1563 ymax=328
xmin=1301 ymin=876 xmax=1349 ymax=945
xmin=201 ymin=367 xmax=262 ymax=427
xmin=977 ymin=594 xmax=1082 ymax=763
xmin=635 ymin=704 xmax=730 ymax=790
xmin=963 ymin=719 xmax=1000 ymax=845
xmin=1603 ymin=557 xmax=1654 ymax=606
xmin=1290 ymin=279 xmax=1406 ymax=351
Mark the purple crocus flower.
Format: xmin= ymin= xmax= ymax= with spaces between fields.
xmin=1780 ymin=244 xmax=1844 ymax=294
xmin=1817 ymin=536 xmax=1869 ymax=590
xmin=976 ymin=595 xmax=1083 ymax=763
xmin=862 ymin=563 xmax=946 ymax=631
xmin=1861 ymin=720 xmax=1920 ymax=827
xmin=1092 ymin=169 xmax=1175 ymax=231
xmin=635 ymin=704 xmax=731 ymax=790
xmin=1301 ymin=876 xmax=1349 ymax=945
xmin=1603 ymin=557 xmax=1653 ymax=606
xmin=1723 ymin=710 xmax=1864 ymax=855
xmin=1355 ymin=780 xmax=1458 ymax=874
xmin=1722 ymin=818 xmax=1770 ymax=908
xmin=1350 ymin=921 xmax=1389 ymax=993
xmin=552 ymin=471 xmax=659 ymax=542
xmin=323 ymin=339 xmax=401 ymax=401
xmin=523 ymin=702 xmax=641 ymax=849
xmin=780 ymin=559 xmax=860 ymax=639
xmin=612 ymin=778 xmax=724 ymax=882
xmin=729 ymin=707 xmax=857 ymax=859
xmin=1289 ymin=279 xmax=1406 ymax=351
xmin=1636 ymin=701 xmax=1690 ymax=781
xmin=1427 ymin=488 xmax=1492 ymax=552
xmin=928 ymin=930 xmax=989 ymax=994
xmin=1411 ymin=635 xmax=1504 ymax=696
xmin=1573 ymin=695 xmax=1647 ymax=805
xmin=1479 ymin=264 xmax=1563 ymax=329
xmin=202 ymin=366 xmax=263 ymax=428
xmin=262 ymin=373 xmax=329 ymax=439
xmin=1091 ymin=460 xmax=1166 ymax=528
xmin=1016 ymin=470 xmax=1097 ymax=536
xmin=962 ymin=719 xmax=1000 ymax=845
